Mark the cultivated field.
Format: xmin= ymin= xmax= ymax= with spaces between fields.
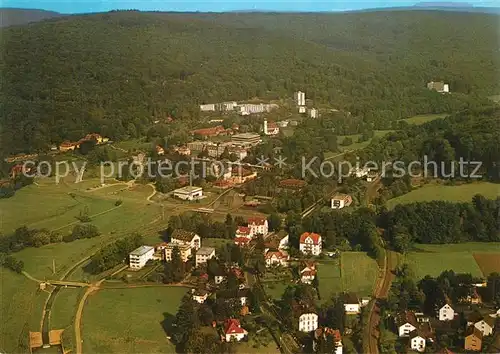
xmin=81 ymin=287 xmax=188 ymax=353
xmin=337 ymin=130 xmax=394 ymax=152
xmin=400 ymin=113 xmax=448 ymax=125
xmin=405 ymin=243 xmax=500 ymax=279
xmin=387 ymin=182 xmax=499 ymax=209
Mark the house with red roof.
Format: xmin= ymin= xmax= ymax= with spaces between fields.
xmin=300 ymin=261 xmax=317 ymax=284
xmin=223 ymin=319 xmax=248 ymax=342
xmin=191 ymin=125 xmax=227 ymax=138
xmin=234 ymin=237 xmax=252 ymax=247
xmin=235 ymin=226 xmax=252 ymax=239
xmin=314 ymin=327 xmax=342 ymax=354
xmin=155 ymin=145 xmax=165 ymax=156
xmin=265 ymin=249 xmax=289 ymax=267
xmin=248 ymin=217 xmax=268 ymax=236
xmin=299 ymin=232 xmax=322 ymax=256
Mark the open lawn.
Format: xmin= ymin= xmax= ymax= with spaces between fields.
xmin=400 ymin=113 xmax=448 ymax=125
xmin=386 ymin=182 xmax=499 ymax=209
xmin=473 ymin=253 xmax=500 ymax=277
xmin=317 ymin=252 xmax=378 ymax=302
xmin=50 ymin=288 xmax=82 ymax=330
xmin=405 ymin=243 xmax=500 ymax=279
xmin=0 ymin=270 xmax=40 ymax=353
xmin=337 ymin=130 xmax=394 ymax=152
xmin=82 ymin=287 xmax=188 ymax=353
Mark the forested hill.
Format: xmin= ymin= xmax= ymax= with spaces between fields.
xmin=0 ymin=8 xmax=63 ymax=27
xmin=0 ymin=10 xmax=498 ymax=155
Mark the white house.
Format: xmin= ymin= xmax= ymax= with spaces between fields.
xmin=331 ymin=194 xmax=353 ymax=209
xmin=192 ymin=289 xmax=209 ymax=303
xmin=294 ymin=91 xmax=306 ymax=106
xmin=309 ymin=108 xmax=318 ymax=118
xmin=474 ymin=318 xmax=495 ymax=336
xmin=263 ymin=120 xmax=280 ymax=136
xmin=427 ymin=81 xmax=450 ymax=93
xmin=170 ymin=229 xmax=201 ymax=250
xmin=235 ymin=226 xmax=252 ymax=239
xmin=300 ymin=261 xmax=317 ymax=284
xmin=223 ymin=319 xmax=248 ymax=342
xmin=129 ymin=245 xmax=155 ymax=270
xmin=409 ymin=331 xmax=426 ymax=352
xmin=200 ymin=103 xmax=216 ymax=112
xmin=164 ymin=243 xmax=192 ymax=262
xmin=298 ymin=106 xmax=306 ymax=113
xmin=195 ymin=247 xmax=215 ymax=267
xmin=248 ymin=217 xmax=269 ymax=236
xmin=396 ymin=311 xmax=418 ymax=337
xmin=173 ymin=186 xmax=203 ymax=201
xmin=298 ymin=313 xmax=318 ymax=332
xmin=343 ymin=293 xmax=361 ymax=314
xmin=438 ymin=304 xmax=455 ymax=321
xmin=215 ymin=275 xmax=227 ymax=284
xmin=264 ymin=250 xmax=288 ymax=267
xmin=299 ymin=232 xmax=322 ymax=256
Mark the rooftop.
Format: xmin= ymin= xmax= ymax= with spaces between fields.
xmin=130 ymin=245 xmax=154 ymax=256
xmin=196 ymin=247 xmax=215 ymax=256
xmin=232 ymin=132 xmax=260 ymax=139
xmin=173 ymin=186 xmax=202 ymax=193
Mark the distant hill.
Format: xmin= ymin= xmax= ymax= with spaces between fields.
xmin=0 ymin=8 xmax=63 ymax=27
xmin=0 ymin=10 xmax=498 ymax=154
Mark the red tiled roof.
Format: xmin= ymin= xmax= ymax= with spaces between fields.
xmin=300 ymin=232 xmax=321 ymax=245
xmin=234 ymin=237 xmax=251 ymax=246
xmin=279 ymin=179 xmax=306 ymax=188
xmin=248 ymin=217 xmax=266 ymax=226
xmin=237 ymin=226 xmax=251 ymax=235
xmin=301 ymin=270 xmax=316 ymax=277
xmin=265 ymin=250 xmax=287 ymax=260
xmin=224 ymin=319 xmax=246 ymax=335
xmin=315 ymin=327 xmax=341 ymax=342
xmin=191 ymin=125 xmax=226 ymax=137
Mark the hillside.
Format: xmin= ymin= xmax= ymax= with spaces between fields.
xmin=0 ymin=10 xmax=498 ymax=155
xmin=0 ymin=8 xmax=63 ymax=27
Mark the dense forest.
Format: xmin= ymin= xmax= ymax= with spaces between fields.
xmin=0 ymin=10 xmax=498 ymax=154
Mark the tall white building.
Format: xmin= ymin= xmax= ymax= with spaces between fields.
xmin=129 ymin=246 xmax=155 ymax=269
xmin=200 ymin=103 xmax=216 ymax=112
xmin=298 ymin=313 xmax=318 ymax=332
xmin=294 ymin=91 xmax=306 ymax=106
xmin=309 ymin=108 xmax=318 ymax=118
xmin=299 ymin=232 xmax=322 ymax=255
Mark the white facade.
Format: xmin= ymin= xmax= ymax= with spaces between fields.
xmin=192 ymin=291 xmax=208 ymax=304
xmin=410 ymin=335 xmax=426 ymax=352
xmin=298 ymin=313 xmax=318 ymax=332
xmin=443 ymin=84 xmax=450 ymax=93
xmin=171 ymin=232 xmax=201 ymax=250
xmin=215 ymin=275 xmax=226 ymax=284
xmin=164 ymin=244 xmax=192 ymax=262
xmin=299 ymin=234 xmax=322 ymax=256
xmin=294 ymin=91 xmax=306 ymax=106
xmin=265 ymin=251 xmax=288 ymax=267
xmin=298 ymin=106 xmax=306 ymax=113
xmin=195 ymin=247 xmax=215 ymax=267
xmin=344 ymin=303 xmax=360 ymax=315
xmin=173 ymin=186 xmax=203 ymax=201
xmin=263 ymin=120 xmax=279 ymax=136
xmin=200 ymin=103 xmax=216 ymax=112
xmin=474 ymin=320 xmax=494 ymax=336
xmin=278 ymin=235 xmax=289 ymax=250
xmin=309 ymin=108 xmax=318 ymax=118
xmin=129 ymin=246 xmax=155 ymax=269
xmin=249 ymin=219 xmax=269 ymax=236
xmin=237 ymin=103 xmax=277 ymax=115
xmin=398 ymin=323 xmax=417 ymax=337
xmin=439 ymin=304 xmax=454 ymax=321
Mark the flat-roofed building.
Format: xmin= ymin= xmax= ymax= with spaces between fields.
xmin=129 ymin=245 xmax=155 ymax=269
xmin=164 ymin=243 xmax=192 ymax=262
xmin=173 ymin=186 xmax=203 ymax=201
xmin=231 ymin=133 xmax=261 ymax=146
xmin=196 ymin=247 xmax=216 ymax=267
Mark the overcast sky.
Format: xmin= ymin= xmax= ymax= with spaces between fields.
xmin=2 ymin=0 xmax=499 ymax=14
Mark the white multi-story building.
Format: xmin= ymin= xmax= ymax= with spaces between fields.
xmin=309 ymin=108 xmax=318 ymax=118
xmin=192 ymin=288 xmax=209 ymax=303
xmin=410 ymin=331 xmax=426 ymax=352
xmin=195 ymin=247 xmax=215 ymax=267
xmin=298 ymin=106 xmax=306 ymax=113
xmin=438 ymin=304 xmax=455 ymax=321
xmin=298 ymin=313 xmax=318 ymax=332
xmin=164 ymin=243 xmax=192 ymax=262
xmin=248 ymin=217 xmax=269 ymax=236
xmin=396 ymin=311 xmax=418 ymax=337
xmin=265 ymin=250 xmax=289 ymax=267
xmin=200 ymin=103 xmax=216 ymax=112
xmin=294 ymin=91 xmax=306 ymax=106
xmin=129 ymin=246 xmax=155 ymax=269
xmin=299 ymin=232 xmax=322 ymax=255
xmin=237 ymin=103 xmax=278 ymax=115
xmin=170 ymin=229 xmax=201 ymax=250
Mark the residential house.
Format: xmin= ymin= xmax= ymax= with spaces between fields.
xmin=170 ymin=229 xmax=201 ymax=250
xmin=298 ymin=106 xmax=306 ymax=113
xmin=263 ymin=120 xmax=279 ymax=136
xmin=409 ymin=330 xmax=426 ymax=353
xmin=223 ymin=319 xmax=248 ymax=342
xmin=308 ymin=108 xmax=318 ymax=119
xmin=427 ymin=81 xmax=450 ymax=93
xmin=465 ymin=326 xmax=483 ymax=351
xmin=313 ymin=327 xmax=342 ymax=354
xmin=174 ymin=146 xmax=191 ymax=156
xmin=234 ymin=237 xmax=252 ymax=247
xmin=298 ymin=312 xmax=318 ymax=332
xmin=192 ymin=288 xmax=209 ymax=304
xmin=439 ymin=303 xmax=455 ymax=321
xmin=164 ymin=243 xmax=192 ymax=262
xmin=299 ymin=232 xmax=322 ymax=256
xmin=264 ymin=230 xmax=289 ymax=250
xmin=248 ymin=217 xmax=269 ymax=236
xmin=396 ymin=311 xmax=418 ymax=337
xmin=129 ymin=246 xmax=155 ymax=270
xmin=300 ymin=261 xmax=317 ymax=284
xmin=213 ymin=267 xmax=227 ymax=285
xmin=235 ymin=226 xmax=252 ymax=239
xmin=343 ymin=293 xmax=361 ymax=314
xmin=195 ymin=247 xmax=215 ymax=267
xmin=200 ymin=103 xmax=216 ymax=112
xmin=331 ymin=194 xmax=353 ymax=209
xmin=217 ymin=288 xmax=249 ymax=307
xmin=474 ymin=316 xmax=495 ymax=336
xmin=264 ymin=249 xmax=289 ymax=267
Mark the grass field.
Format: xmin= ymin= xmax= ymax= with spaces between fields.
xmin=337 ymin=130 xmax=394 ymax=152
xmin=405 ymin=243 xmax=500 ymax=279
xmin=473 ymin=253 xmax=500 ymax=277
xmin=82 ymin=287 xmax=188 ymax=353
xmin=317 ymin=252 xmax=378 ymax=303
xmin=0 ymin=269 xmax=40 ymax=353
xmin=400 ymin=113 xmax=448 ymax=125
xmin=50 ymin=288 xmax=82 ymax=329
xmin=387 ymin=182 xmax=499 ymax=209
